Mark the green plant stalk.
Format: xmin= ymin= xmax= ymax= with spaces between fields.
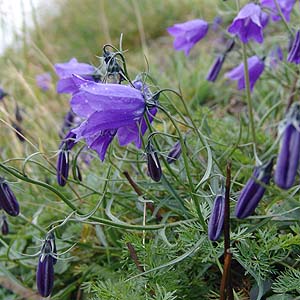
xmin=274 ymin=0 xmax=293 ymax=35
xmin=0 ymin=162 xmax=194 ymax=231
xmin=242 ymin=42 xmax=257 ymax=149
xmin=236 ymin=0 xmax=256 ymax=151
xmin=157 ymin=105 xmax=206 ymax=229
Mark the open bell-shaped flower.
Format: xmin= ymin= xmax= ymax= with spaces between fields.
xmin=208 ymin=194 xmax=225 ymax=241
xmin=275 ymin=103 xmax=300 ymax=189
xmin=0 ymin=177 xmax=20 ymax=216
xmin=167 ymin=19 xmax=209 ymax=56
xmin=228 ymin=3 xmax=264 ymax=44
xmin=55 ymin=58 xmax=96 ymax=94
xmin=225 ymin=55 xmax=265 ymax=91
xmin=261 ymin=0 xmax=295 ymax=22
xmin=235 ymin=158 xmax=273 ymax=219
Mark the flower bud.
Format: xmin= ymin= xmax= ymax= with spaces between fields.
xmin=235 ymin=159 xmax=273 ymax=219
xmin=56 ymin=131 xmax=77 ymax=186
xmin=146 ymin=142 xmax=162 ymax=182
xmin=167 ymin=141 xmax=182 ymax=164
xmin=36 ymin=240 xmax=54 ymax=297
xmin=57 ymin=150 xmax=69 ymax=187
xmin=275 ymin=104 xmax=300 ymax=189
xmin=0 ymin=178 xmax=20 ymax=216
xmin=1 ymin=215 xmax=9 ymax=235
xmin=208 ymin=194 xmax=225 ymax=241
xmin=206 ymin=55 xmax=225 ymax=82
xmin=287 ymin=30 xmax=300 ymax=64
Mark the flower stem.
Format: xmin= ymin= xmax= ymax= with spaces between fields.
xmin=273 ymin=0 xmax=293 ymax=35
xmin=241 ymin=42 xmax=257 ymax=150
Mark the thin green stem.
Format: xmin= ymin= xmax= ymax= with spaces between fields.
xmin=273 ymin=0 xmax=293 ymax=35
xmin=157 ymin=105 xmax=206 ymax=229
xmin=241 ymin=43 xmax=257 ymax=149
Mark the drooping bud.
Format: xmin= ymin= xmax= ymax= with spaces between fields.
xmin=12 ymin=122 xmax=25 ymax=142
xmin=224 ymin=39 xmax=235 ymax=54
xmin=45 ymin=232 xmax=57 ymax=265
xmin=206 ymin=55 xmax=225 ymax=82
xmin=208 ymin=194 xmax=225 ymax=241
xmin=56 ymin=131 xmax=77 ymax=186
xmin=0 ymin=178 xmax=20 ymax=216
xmin=275 ymin=104 xmax=300 ymax=189
xmin=146 ymin=142 xmax=162 ymax=182
xmin=15 ymin=104 xmax=23 ymax=123
xmin=36 ymin=239 xmax=55 ymax=297
xmin=235 ymin=159 xmax=273 ymax=219
xmin=1 ymin=215 xmax=9 ymax=235
xmin=167 ymin=141 xmax=182 ymax=164
xmin=287 ymin=30 xmax=300 ymax=64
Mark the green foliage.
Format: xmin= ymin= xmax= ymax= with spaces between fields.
xmin=0 ymin=0 xmax=300 ymax=300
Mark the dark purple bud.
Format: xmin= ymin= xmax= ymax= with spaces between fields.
xmin=208 ymin=194 xmax=225 ymax=241
xmin=59 ymin=131 xmax=77 ymax=151
xmin=146 ymin=142 xmax=162 ymax=182
xmin=56 ymin=150 xmax=69 ymax=187
xmin=1 ymin=215 xmax=9 ymax=235
xmin=36 ymin=240 xmax=54 ymax=297
xmin=206 ymin=55 xmax=225 ymax=82
xmin=0 ymin=88 xmax=8 ymax=101
xmin=235 ymin=159 xmax=273 ymax=219
xmin=46 ymin=232 xmax=57 ymax=265
xmin=56 ymin=131 xmax=77 ymax=186
xmin=0 ymin=178 xmax=20 ymax=216
xmin=275 ymin=104 xmax=300 ymax=189
xmin=167 ymin=141 xmax=182 ymax=164
xmin=12 ymin=123 xmax=25 ymax=142
xmin=287 ymin=30 xmax=300 ymax=64
xmin=225 ymin=39 xmax=235 ymax=54
xmin=60 ymin=110 xmax=76 ymax=138
xmin=15 ymin=104 xmax=23 ymax=123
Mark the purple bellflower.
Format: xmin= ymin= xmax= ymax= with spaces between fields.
xmin=287 ymin=30 xmax=300 ymax=64
xmin=57 ymin=131 xmax=77 ymax=186
xmin=167 ymin=140 xmax=182 ymax=164
xmin=36 ymin=73 xmax=52 ymax=91
xmin=55 ymin=58 xmax=96 ymax=94
xmin=70 ymin=76 xmax=157 ymax=161
xmin=225 ymin=55 xmax=265 ymax=91
xmin=0 ymin=177 xmax=20 ymax=217
xmin=208 ymin=194 xmax=225 ymax=241
xmin=167 ymin=19 xmax=209 ymax=56
xmin=36 ymin=236 xmax=56 ymax=297
xmin=275 ymin=104 xmax=300 ymax=189
xmin=146 ymin=142 xmax=162 ymax=182
xmin=116 ymin=79 xmax=158 ymax=149
xmin=261 ymin=0 xmax=295 ymax=22
xmin=228 ymin=3 xmax=264 ymax=44
xmin=235 ymin=159 xmax=273 ymax=219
